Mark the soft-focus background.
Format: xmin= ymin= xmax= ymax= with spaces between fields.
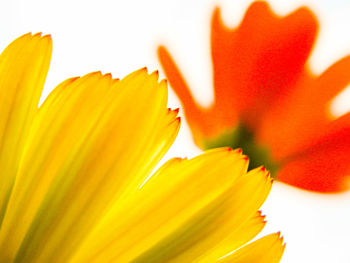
xmin=2 ymin=0 xmax=350 ymax=262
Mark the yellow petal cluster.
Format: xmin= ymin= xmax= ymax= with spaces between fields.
xmin=0 ymin=33 xmax=285 ymax=262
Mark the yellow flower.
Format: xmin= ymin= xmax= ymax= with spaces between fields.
xmin=0 ymin=33 xmax=285 ymax=262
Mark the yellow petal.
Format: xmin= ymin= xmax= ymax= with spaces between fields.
xmin=68 ymin=150 xmax=273 ymax=263
xmin=0 ymin=33 xmax=52 ymax=225
xmin=192 ymin=211 xmax=266 ymax=263
xmin=69 ymin=148 xmax=248 ymax=262
xmin=0 ymin=69 xmax=179 ymax=262
xmin=130 ymin=166 xmax=272 ymax=263
xmin=218 ymin=233 xmax=285 ymax=263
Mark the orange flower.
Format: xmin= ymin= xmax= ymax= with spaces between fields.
xmin=158 ymin=1 xmax=350 ymax=193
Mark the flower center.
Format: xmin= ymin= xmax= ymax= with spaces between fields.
xmin=203 ymin=124 xmax=279 ymax=177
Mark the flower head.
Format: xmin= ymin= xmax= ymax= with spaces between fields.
xmin=158 ymin=1 xmax=350 ymax=192
xmin=0 ymin=33 xmax=284 ymax=262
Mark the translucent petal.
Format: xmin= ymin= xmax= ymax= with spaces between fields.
xmin=0 ymin=33 xmax=52 ymax=225
xmin=70 ymin=148 xmax=250 ymax=262
xmin=0 ymin=69 xmax=179 ymax=262
xmin=130 ymin=166 xmax=272 ymax=263
xmin=218 ymin=233 xmax=285 ymax=263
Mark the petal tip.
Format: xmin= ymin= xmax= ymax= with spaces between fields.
xmin=151 ymin=70 xmax=159 ymax=80
xmin=160 ymin=78 xmax=167 ymax=86
xmin=33 ymin=32 xmax=43 ymax=37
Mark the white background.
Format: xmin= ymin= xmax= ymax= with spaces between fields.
xmin=1 ymin=0 xmax=350 ymax=262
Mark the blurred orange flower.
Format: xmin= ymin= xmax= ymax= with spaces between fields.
xmin=158 ymin=1 xmax=350 ymax=192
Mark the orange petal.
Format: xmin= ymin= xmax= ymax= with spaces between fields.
xmin=313 ymin=55 xmax=350 ymax=106
xmin=258 ymin=56 xmax=350 ymax=161
xmin=277 ymin=112 xmax=350 ymax=192
xmin=157 ymin=46 xmax=204 ymax=141
xmin=211 ymin=2 xmax=318 ymax=129
xmin=257 ymin=73 xmax=326 ymax=161
xmin=157 ymin=46 xmax=238 ymax=144
xmin=157 ymin=46 xmax=201 ymax=120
